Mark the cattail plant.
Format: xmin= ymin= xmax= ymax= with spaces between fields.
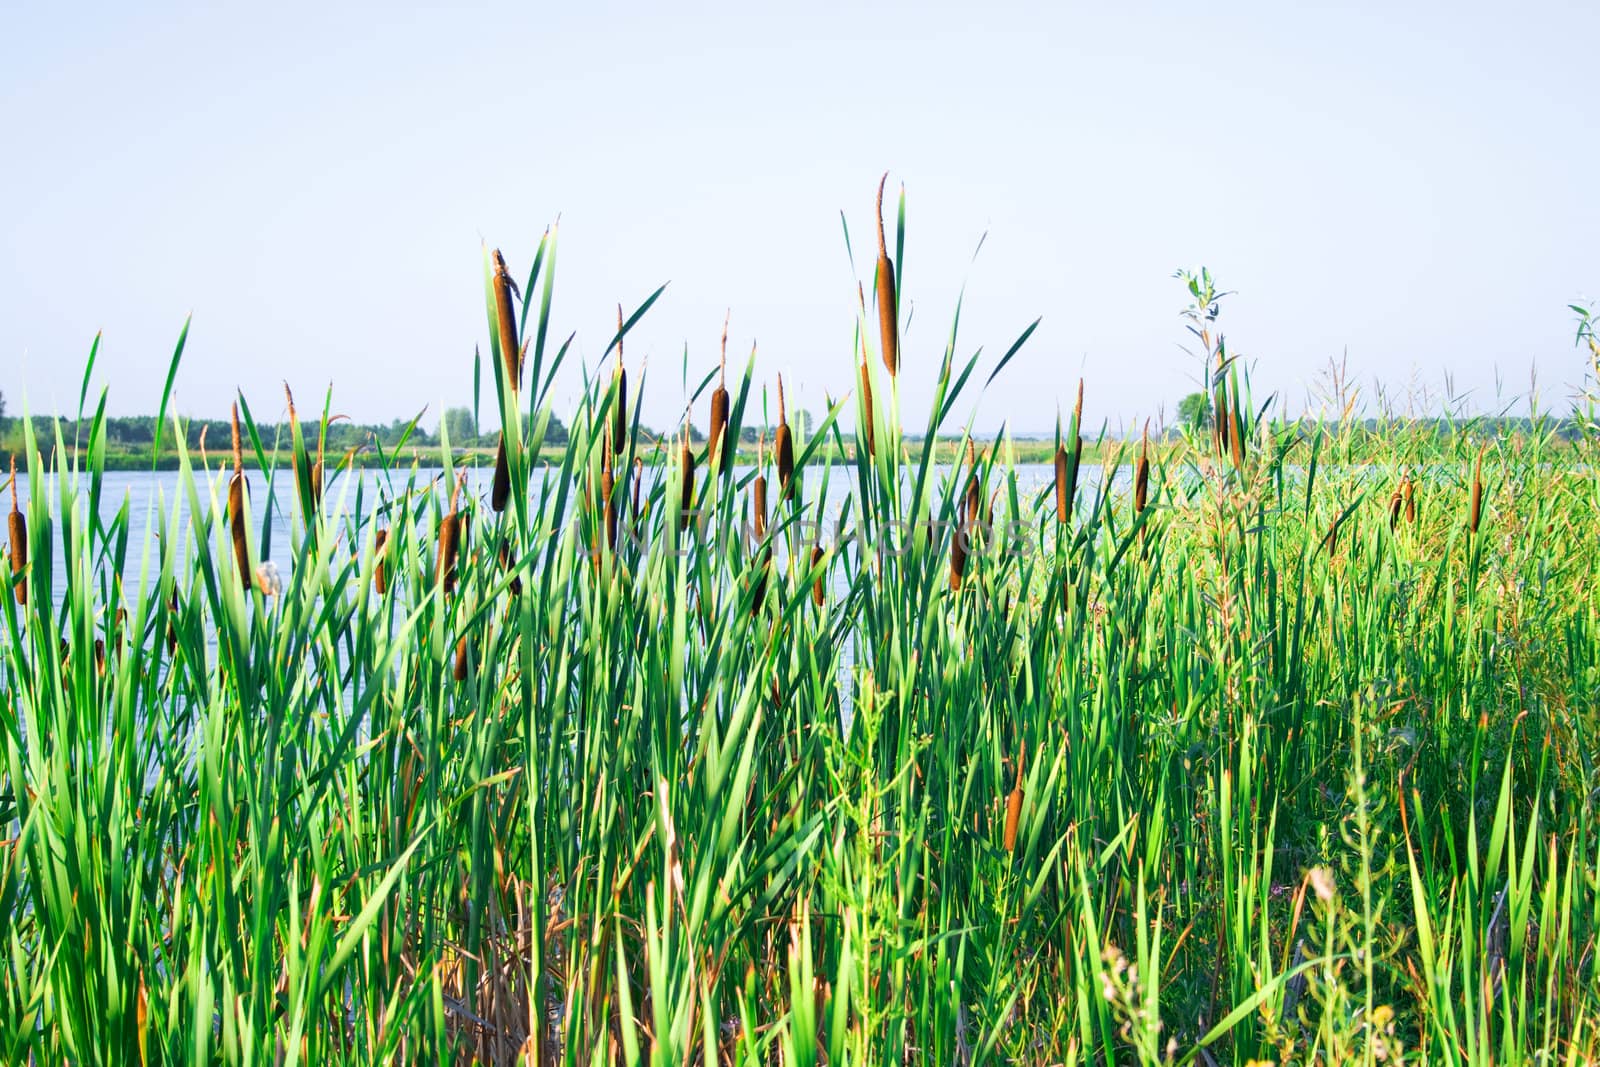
xmin=602 ymin=439 xmax=619 ymax=551
xmin=810 ymin=544 xmax=825 ymax=608
xmin=1469 ymin=445 xmax=1485 ymax=534
xmin=1389 ymin=479 xmax=1405 ymax=532
xmin=1134 ymin=426 xmax=1150 ymax=517
xmin=498 ymin=538 xmax=522 ymax=596
xmin=454 ymin=635 xmax=469 ymax=681
xmin=373 ymin=528 xmax=389 ymax=595
xmin=491 ymin=249 xmax=521 ymax=513
xmin=165 ymin=591 xmax=178 ymax=653
xmin=964 ymin=440 xmax=981 ymax=528
xmin=438 ymin=476 xmax=462 ymax=594
xmin=753 ymin=433 xmax=769 ymax=539
xmin=859 ymin=359 xmax=876 ymax=456
xmin=1003 ymin=741 xmax=1026 ymax=853
xmin=611 ymin=304 xmax=628 ymax=458
xmin=1404 ymin=475 xmax=1417 ymax=525
xmin=775 ymin=377 xmax=795 ymax=502
xmin=8 ymin=456 xmax=24 ymax=606
xmin=950 ymin=517 xmax=969 ymax=592
xmin=708 ymin=311 xmax=731 ymax=471
xmin=875 ymin=173 xmax=899 ymax=377
xmin=678 ymin=421 xmax=696 ymax=532
xmin=228 ymin=403 xmax=250 ymax=592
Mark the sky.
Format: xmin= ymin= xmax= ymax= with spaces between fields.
xmin=2 ymin=0 xmax=1596 ymax=437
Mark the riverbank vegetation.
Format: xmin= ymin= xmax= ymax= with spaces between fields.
xmin=1 ymin=185 xmax=1598 ymax=1064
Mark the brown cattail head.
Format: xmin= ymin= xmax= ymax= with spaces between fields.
xmin=1003 ymin=741 xmax=1026 ymax=853
xmin=454 ymin=635 xmax=469 ymax=681
xmin=859 ymin=358 xmax=876 ymax=456
xmin=775 ymin=376 xmax=795 ymax=501
xmin=437 ymin=479 xmax=462 ymax=595
xmin=1389 ymin=481 xmax=1404 ymax=532
xmin=228 ymin=403 xmax=250 ymax=592
xmin=753 ymin=433 xmax=769 ymax=539
xmin=310 ymin=455 xmax=324 ymax=513
xmin=1403 ymin=475 xmax=1417 ymax=525
xmin=602 ymin=440 xmax=619 ymax=550
xmin=678 ymin=425 xmax=696 ymax=531
xmin=1134 ymin=427 xmax=1151 ymax=515
xmin=492 ymin=249 xmax=521 ymax=387
xmin=949 ymin=520 xmax=969 ymax=592
xmin=374 ymin=527 xmax=389 ymax=595
xmin=8 ymin=455 xmax=25 ymax=606
xmin=708 ymin=311 xmax=731 ymax=470
xmin=498 ymin=538 xmax=523 ymax=596
xmin=491 ymin=437 xmax=511 ymax=514
xmin=166 ymin=591 xmax=178 ymax=653
xmin=489 ymin=253 xmax=521 ymax=516
xmin=875 ymin=173 xmax=899 ymax=378
xmin=611 ymin=304 xmax=628 ymax=458
xmin=1469 ymin=446 xmax=1485 ymax=534
xmin=964 ymin=440 xmax=981 ymax=527
xmin=810 ymin=544 xmax=825 ymax=607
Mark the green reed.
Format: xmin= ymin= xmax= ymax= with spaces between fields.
xmin=0 ymin=187 xmax=1597 ymax=1065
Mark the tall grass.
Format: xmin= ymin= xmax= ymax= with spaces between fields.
xmin=0 ymin=187 xmax=1598 ymax=1065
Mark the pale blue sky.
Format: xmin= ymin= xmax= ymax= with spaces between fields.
xmin=3 ymin=1 xmax=1596 ymax=435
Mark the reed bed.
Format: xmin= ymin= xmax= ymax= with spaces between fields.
xmin=0 ymin=186 xmax=1598 ymax=1067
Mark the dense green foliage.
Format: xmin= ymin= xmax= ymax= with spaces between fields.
xmin=1 ymin=204 xmax=1598 ymax=1065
